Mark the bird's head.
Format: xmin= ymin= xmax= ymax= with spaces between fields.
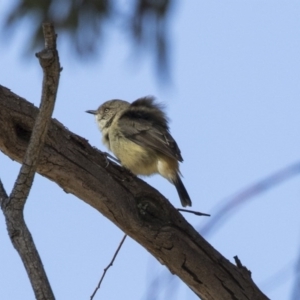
xmin=86 ymin=99 xmax=129 ymax=131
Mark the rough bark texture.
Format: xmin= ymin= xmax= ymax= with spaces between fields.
xmin=0 ymin=181 xmax=55 ymax=300
xmin=0 ymin=85 xmax=269 ymax=300
xmin=0 ymin=23 xmax=59 ymax=300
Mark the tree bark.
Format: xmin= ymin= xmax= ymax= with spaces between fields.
xmin=0 ymin=23 xmax=60 ymax=300
xmin=0 ymin=85 xmax=269 ymax=300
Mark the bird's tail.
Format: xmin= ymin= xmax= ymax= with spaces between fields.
xmin=173 ymin=174 xmax=192 ymax=207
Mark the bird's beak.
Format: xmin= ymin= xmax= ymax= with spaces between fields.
xmin=86 ymin=110 xmax=97 ymax=115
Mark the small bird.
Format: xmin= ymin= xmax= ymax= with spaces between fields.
xmin=86 ymin=96 xmax=192 ymax=207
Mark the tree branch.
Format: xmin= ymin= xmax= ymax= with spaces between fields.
xmin=0 ymin=23 xmax=60 ymax=300
xmin=0 ymin=85 xmax=269 ymax=300
xmin=90 ymin=234 xmax=127 ymax=299
xmin=201 ymin=162 xmax=300 ymax=237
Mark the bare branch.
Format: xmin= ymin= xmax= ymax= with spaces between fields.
xmin=9 ymin=23 xmax=61 ymax=209
xmin=201 ymin=162 xmax=300 ymax=236
xmin=90 ymin=234 xmax=127 ymax=299
xmin=0 ymin=87 xmax=269 ymax=299
xmin=1 ymin=23 xmax=61 ymax=300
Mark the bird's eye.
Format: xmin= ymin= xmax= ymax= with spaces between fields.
xmin=104 ymin=108 xmax=109 ymax=113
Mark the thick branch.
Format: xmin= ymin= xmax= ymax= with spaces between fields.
xmin=1 ymin=23 xmax=60 ymax=300
xmin=0 ymin=86 xmax=269 ymax=300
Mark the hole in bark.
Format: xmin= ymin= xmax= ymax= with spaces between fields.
xmin=14 ymin=123 xmax=31 ymax=142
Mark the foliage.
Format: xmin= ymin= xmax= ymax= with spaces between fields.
xmin=4 ymin=0 xmax=173 ymax=76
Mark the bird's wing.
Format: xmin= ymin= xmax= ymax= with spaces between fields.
xmin=118 ymin=97 xmax=183 ymax=162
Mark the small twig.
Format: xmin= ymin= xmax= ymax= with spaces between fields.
xmin=1 ymin=22 xmax=61 ymax=300
xmin=177 ymin=208 xmax=210 ymax=217
xmin=233 ymin=255 xmax=243 ymax=268
xmin=234 ymin=255 xmax=252 ymax=277
xmin=90 ymin=234 xmax=127 ymax=300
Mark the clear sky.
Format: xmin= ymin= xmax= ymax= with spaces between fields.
xmin=1 ymin=1 xmax=300 ymax=299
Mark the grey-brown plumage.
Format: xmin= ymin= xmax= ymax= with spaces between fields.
xmin=86 ymin=96 xmax=192 ymax=207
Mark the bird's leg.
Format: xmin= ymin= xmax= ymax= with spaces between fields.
xmin=103 ymin=152 xmax=120 ymax=167
xmin=102 ymin=152 xmax=136 ymax=182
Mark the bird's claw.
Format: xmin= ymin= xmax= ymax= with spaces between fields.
xmin=103 ymin=152 xmax=120 ymax=168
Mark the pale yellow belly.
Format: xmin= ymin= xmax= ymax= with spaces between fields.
xmin=110 ymin=138 xmax=158 ymax=175
xmin=109 ymin=131 xmax=179 ymax=181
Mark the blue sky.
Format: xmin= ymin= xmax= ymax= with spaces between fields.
xmin=1 ymin=1 xmax=300 ymax=299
